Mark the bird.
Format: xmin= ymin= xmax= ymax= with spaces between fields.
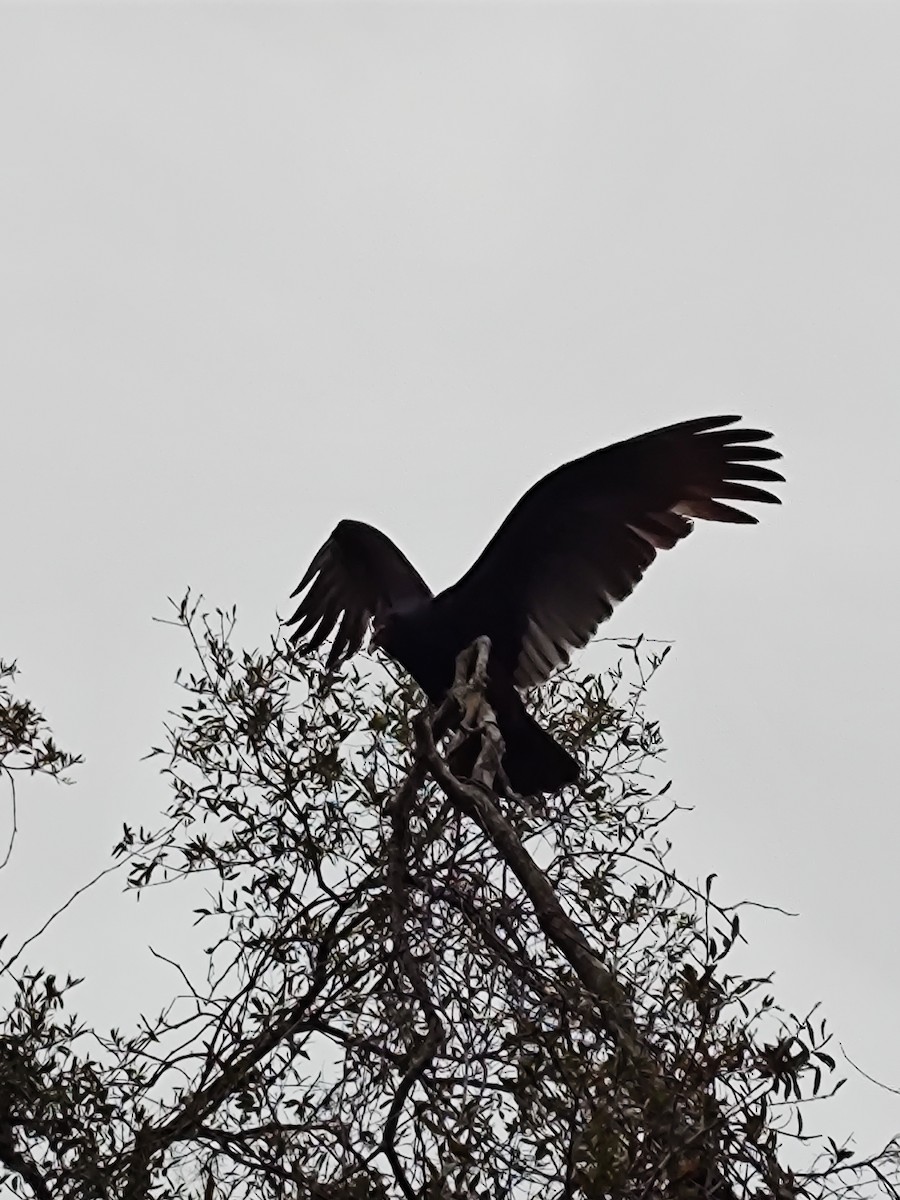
xmin=286 ymin=415 xmax=783 ymax=796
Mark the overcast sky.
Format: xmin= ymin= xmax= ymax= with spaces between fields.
xmin=2 ymin=0 xmax=898 ymax=1161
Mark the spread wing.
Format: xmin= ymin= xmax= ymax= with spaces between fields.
xmin=435 ymin=415 xmax=784 ymax=689
xmin=286 ymin=519 xmax=432 ymax=668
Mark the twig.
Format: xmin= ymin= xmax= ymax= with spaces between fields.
xmin=1 ymin=862 xmax=127 ymax=977
xmin=840 ymin=1045 xmax=900 ymax=1097
xmin=0 ymin=770 xmax=17 ymax=870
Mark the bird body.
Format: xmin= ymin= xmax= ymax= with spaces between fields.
xmin=287 ymin=416 xmax=783 ymax=795
xmin=374 ymin=604 xmax=581 ymax=793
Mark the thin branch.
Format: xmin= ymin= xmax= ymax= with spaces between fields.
xmin=840 ymin=1045 xmax=900 ymax=1097
xmin=380 ymin=756 xmax=445 ymax=1200
xmin=1 ymin=861 xmax=127 ymax=977
xmin=0 ymin=769 xmax=17 ymax=870
xmin=111 ymin=898 xmax=371 ymax=1192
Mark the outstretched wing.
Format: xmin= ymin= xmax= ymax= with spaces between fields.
xmin=435 ymin=415 xmax=784 ymax=688
xmin=287 ymin=519 xmax=432 ymax=668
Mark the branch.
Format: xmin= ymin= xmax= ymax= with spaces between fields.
xmin=381 ymin=754 xmax=445 ymax=1199
xmin=414 ymin=639 xmax=735 ymax=1199
xmin=111 ymin=897 xmax=371 ymax=1194
xmin=415 ymin=704 xmax=640 ymax=1054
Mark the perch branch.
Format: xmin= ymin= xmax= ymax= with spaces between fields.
xmin=414 ymin=638 xmax=733 ymax=1199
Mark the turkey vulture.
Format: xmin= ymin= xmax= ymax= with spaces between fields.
xmin=287 ymin=415 xmax=783 ymax=795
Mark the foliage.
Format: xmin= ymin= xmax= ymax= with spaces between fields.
xmin=0 ymin=598 xmax=897 ymax=1199
xmin=0 ymin=659 xmax=81 ymax=878
xmin=0 ymin=660 xmax=80 ymax=784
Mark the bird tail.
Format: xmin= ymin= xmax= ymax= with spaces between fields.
xmin=501 ymin=708 xmax=579 ymax=796
xmin=447 ymin=704 xmax=579 ymax=797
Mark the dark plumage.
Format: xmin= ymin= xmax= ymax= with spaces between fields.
xmin=287 ymin=415 xmax=784 ymax=795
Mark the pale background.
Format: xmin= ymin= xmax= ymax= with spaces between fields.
xmin=2 ymin=0 xmax=898 ymax=1164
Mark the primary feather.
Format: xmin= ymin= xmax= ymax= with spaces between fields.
xmin=287 ymin=519 xmax=432 ymax=669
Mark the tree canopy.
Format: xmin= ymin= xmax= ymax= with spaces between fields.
xmin=0 ymin=599 xmax=896 ymax=1200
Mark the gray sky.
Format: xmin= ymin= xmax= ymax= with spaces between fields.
xmin=2 ymin=1 xmax=898 ymax=1158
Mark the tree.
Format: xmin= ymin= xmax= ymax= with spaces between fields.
xmin=0 ymin=598 xmax=897 ymax=1199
